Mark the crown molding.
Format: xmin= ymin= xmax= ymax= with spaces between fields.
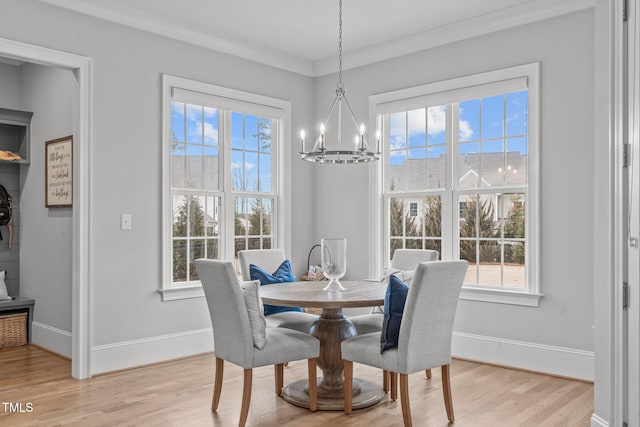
xmin=314 ymin=0 xmax=595 ymax=76
xmin=38 ymin=0 xmax=593 ymax=78
xmin=37 ymin=0 xmax=315 ymax=76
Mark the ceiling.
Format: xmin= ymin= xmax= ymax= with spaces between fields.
xmin=37 ymin=0 xmax=592 ymax=76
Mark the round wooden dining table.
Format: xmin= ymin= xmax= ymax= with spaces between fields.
xmin=260 ymin=280 xmax=387 ymax=411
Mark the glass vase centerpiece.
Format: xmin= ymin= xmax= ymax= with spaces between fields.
xmin=321 ymin=238 xmax=347 ymax=291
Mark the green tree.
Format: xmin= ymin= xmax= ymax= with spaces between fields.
xmin=423 ymin=196 xmax=442 ymax=253
xmin=459 ymin=195 xmax=500 ymax=263
xmin=172 ymin=195 xmax=205 ymax=282
xmin=504 ymin=194 xmax=525 ymax=263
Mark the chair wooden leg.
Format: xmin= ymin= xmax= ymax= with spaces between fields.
xmin=441 ymin=364 xmax=455 ymax=422
xmin=390 ymin=371 xmax=398 ymax=401
xmin=383 ymin=370 xmax=389 ymax=392
xmin=343 ymin=360 xmax=353 ymax=414
xmin=275 ymin=364 xmax=284 ymax=396
xmin=239 ymin=369 xmax=252 ymax=427
xmin=399 ymin=373 xmax=412 ymax=427
xmin=308 ymin=358 xmax=318 ymax=412
xmin=212 ymin=357 xmax=224 ymax=411
xmin=425 ymin=368 xmax=432 ymax=379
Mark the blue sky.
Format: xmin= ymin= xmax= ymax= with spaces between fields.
xmin=389 ymin=90 xmax=528 ymax=166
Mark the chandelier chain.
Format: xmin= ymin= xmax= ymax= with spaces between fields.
xmin=337 ymin=0 xmax=343 ymax=91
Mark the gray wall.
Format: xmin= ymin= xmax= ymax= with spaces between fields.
xmin=0 ymin=62 xmax=22 ymax=296
xmin=313 ymin=10 xmax=595 ymax=352
xmin=0 ymin=0 xmax=316 ymax=349
xmin=20 ymin=63 xmax=75 ymax=338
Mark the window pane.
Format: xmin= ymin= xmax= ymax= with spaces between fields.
xmin=427 ymin=105 xmax=446 ymax=145
xmin=389 ymin=150 xmax=406 ymax=191
xmin=407 ymin=148 xmax=426 ymax=190
xmin=171 ymin=148 xmax=185 ymax=189
xmin=407 ymin=108 xmax=426 ymax=148
xmin=481 ymin=95 xmax=504 ymax=139
xmin=206 ymin=239 xmax=219 ymax=260
xmin=389 ymin=239 xmax=403 ymax=259
xmin=231 ymin=112 xmax=244 ymax=149
xmin=481 ymin=139 xmax=505 ymax=187
xmin=235 ymin=238 xmax=246 ymax=258
xmin=425 ymin=239 xmax=441 ymax=254
xmin=478 ymin=240 xmax=500 ymax=286
xmin=231 ymin=149 xmax=245 ymax=191
xmin=185 ymin=144 xmax=203 ymax=189
xmin=427 ymin=146 xmax=445 ymax=189
xmin=189 ymin=196 xmax=206 ymax=237
xmin=235 ymin=197 xmax=247 ymax=236
xmin=186 ymin=104 xmax=203 ymax=144
xmin=389 ymin=197 xmax=405 ymax=238
xmin=189 ymin=239 xmax=204 ymax=280
xmin=459 ymin=194 xmax=478 ymax=240
xmin=406 ymin=239 xmax=422 ymax=249
xmin=245 ymin=151 xmax=259 ymax=192
xmin=247 ymin=198 xmax=260 ymax=235
xmin=390 ymin=112 xmax=406 ymax=150
xmin=504 ymin=243 xmax=526 ymax=289
xmin=263 ymin=237 xmax=272 ymax=249
xmin=203 ymin=146 xmax=219 ymax=190
xmin=205 ymin=196 xmax=220 ymax=237
xmin=503 ymin=193 xmax=526 ymax=240
xmin=248 ymin=237 xmax=261 ymax=250
xmin=203 ymin=107 xmax=218 ymax=146
xmin=172 ymin=240 xmax=187 ymax=282
xmin=262 ymin=198 xmax=273 ymax=236
xmin=245 ymin=114 xmax=259 ymax=151
xmin=506 ymin=91 xmax=528 ymax=136
xmin=259 ymin=153 xmax=272 ymax=193
xmin=507 ymin=137 xmax=527 ymax=186
xmin=423 ymin=196 xmax=442 ymax=238
xmin=172 ymin=195 xmax=187 ymax=238
xmin=461 ymin=241 xmax=477 ymax=284
xmin=171 ymin=101 xmax=185 ymax=142
xmin=458 ymin=142 xmax=480 ymax=188
xmin=459 ymin=99 xmax=479 ymax=141
xmin=259 ymin=118 xmax=272 ymax=153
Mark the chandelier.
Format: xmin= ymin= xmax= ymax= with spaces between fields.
xmin=298 ymin=0 xmax=380 ymax=164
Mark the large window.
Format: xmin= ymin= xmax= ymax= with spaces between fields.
xmin=161 ymin=75 xmax=291 ymax=300
xmin=373 ymin=64 xmax=540 ymax=306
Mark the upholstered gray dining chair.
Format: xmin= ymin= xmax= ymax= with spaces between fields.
xmin=195 ymin=259 xmax=319 ymax=427
xmin=238 ymin=249 xmax=319 ymax=333
xmin=342 ymin=260 xmax=467 ymax=426
xmin=349 ymin=249 xmax=439 ymax=335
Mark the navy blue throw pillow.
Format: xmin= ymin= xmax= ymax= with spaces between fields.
xmin=380 ymin=274 xmax=410 ymax=353
xmin=249 ymin=259 xmax=303 ymax=316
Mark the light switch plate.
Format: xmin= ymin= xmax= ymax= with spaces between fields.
xmin=121 ymin=214 xmax=132 ymax=231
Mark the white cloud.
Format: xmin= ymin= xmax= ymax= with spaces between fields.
xmin=459 ymin=120 xmax=473 ymax=139
xmin=203 ymin=122 xmax=219 ymax=145
xmin=231 ymin=162 xmax=254 ymax=170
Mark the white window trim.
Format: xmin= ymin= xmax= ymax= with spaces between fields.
xmin=160 ymin=74 xmax=292 ymax=301
xmin=369 ymin=63 xmax=541 ymax=307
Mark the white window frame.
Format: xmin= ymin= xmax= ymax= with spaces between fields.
xmin=160 ymin=75 xmax=292 ymax=301
xmin=368 ymin=63 xmax=541 ymax=307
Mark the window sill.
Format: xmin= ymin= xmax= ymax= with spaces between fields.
xmin=459 ymin=286 xmax=542 ymax=307
xmin=158 ymin=284 xmax=204 ymax=301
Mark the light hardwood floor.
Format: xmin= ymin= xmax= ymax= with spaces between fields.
xmin=0 ymin=346 xmax=593 ymax=426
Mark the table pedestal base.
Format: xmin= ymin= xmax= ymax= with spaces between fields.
xmin=281 ymin=378 xmax=386 ymax=411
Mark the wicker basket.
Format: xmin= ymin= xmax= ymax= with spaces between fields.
xmin=0 ymin=312 xmax=27 ymax=348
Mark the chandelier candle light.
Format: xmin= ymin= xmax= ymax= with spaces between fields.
xmin=299 ymin=0 xmax=380 ymax=164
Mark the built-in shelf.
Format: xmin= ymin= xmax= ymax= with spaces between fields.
xmin=0 ymin=108 xmax=33 ymax=164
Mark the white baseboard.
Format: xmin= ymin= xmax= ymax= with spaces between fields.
xmin=452 ymin=331 xmax=594 ymax=381
xmin=590 ymin=413 xmax=608 ymax=427
xmin=90 ymin=328 xmax=214 ymax=375
xmin=32 ymin=321 xmax=72 ymax=358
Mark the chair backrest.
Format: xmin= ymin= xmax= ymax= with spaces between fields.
xmin=390 ymin=249 xmax=439 ymax=271
xmin=238 ymin=249 xmax=286 ymax=281
xmin=195 ymin=259 xmax=255 ymax=367
xmin=397 ymin=260 xmax=467 ymax=373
